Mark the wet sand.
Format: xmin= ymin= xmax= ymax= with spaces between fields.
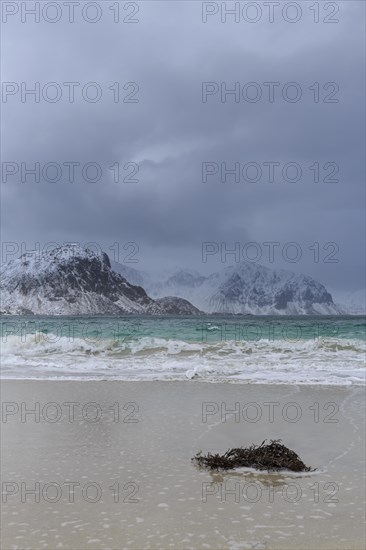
xmin=1 ymin=381 xmax=365 ymax=549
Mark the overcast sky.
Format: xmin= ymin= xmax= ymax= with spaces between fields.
xmin=1 ymin=1 xmax=365 ymax=290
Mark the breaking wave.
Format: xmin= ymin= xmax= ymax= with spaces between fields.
xmin=1 ymin=335 xmax=365 ymax=385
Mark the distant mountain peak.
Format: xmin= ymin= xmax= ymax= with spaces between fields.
xmin=131 ymin=260 xmax=342 ymax=315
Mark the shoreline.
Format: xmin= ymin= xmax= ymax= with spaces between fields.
xmin=1 ymin=378 xmax=365 ymax=387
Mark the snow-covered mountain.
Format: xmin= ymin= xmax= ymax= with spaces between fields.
xmin=330 ymin=288 xmax=366 ymax=315
xmin=118 ymin=262 xmax=342 ymax=315
xmin=0 ymin=245 xmax=200 ymax=315
xmin=2 ymin=245 xmax=359 ymax=316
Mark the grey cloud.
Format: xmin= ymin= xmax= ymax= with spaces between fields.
xmin=1 ymin=1 xmax=365 ymax=289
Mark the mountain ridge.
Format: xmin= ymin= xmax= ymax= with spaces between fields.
xmin=113 ymin=261 xmax=346 ymax=315
xmin=1 ymin=245 xmax=362 ymax=315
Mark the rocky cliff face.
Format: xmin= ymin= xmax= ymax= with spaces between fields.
xmin=0 ymin=245 xmax=198 ymax=315
xmin=155 ymin=296 xmax=202 ymax=315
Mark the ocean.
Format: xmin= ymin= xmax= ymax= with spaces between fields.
xmin=1 ymin=315 xmax=365 ymax=385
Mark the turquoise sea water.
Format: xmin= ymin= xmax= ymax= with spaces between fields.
xmin=1 ymin=315 xmax=365 ymax=384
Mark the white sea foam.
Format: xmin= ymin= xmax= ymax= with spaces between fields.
xmin=1 ymin=335 xmax=365 ymax=385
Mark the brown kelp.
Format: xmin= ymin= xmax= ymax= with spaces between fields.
xmin=192 ymin=440 xmax=313 ymax=472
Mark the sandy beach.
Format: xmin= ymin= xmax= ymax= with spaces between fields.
xmin=1 ymin=380 xmax=365 ymax=549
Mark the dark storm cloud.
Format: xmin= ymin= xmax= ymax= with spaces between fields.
xmin=1 ymin=1 xmax=365 ymax=289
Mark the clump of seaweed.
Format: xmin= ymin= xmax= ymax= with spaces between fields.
xmin=192 ymin=439 xmax=313 ymax=472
